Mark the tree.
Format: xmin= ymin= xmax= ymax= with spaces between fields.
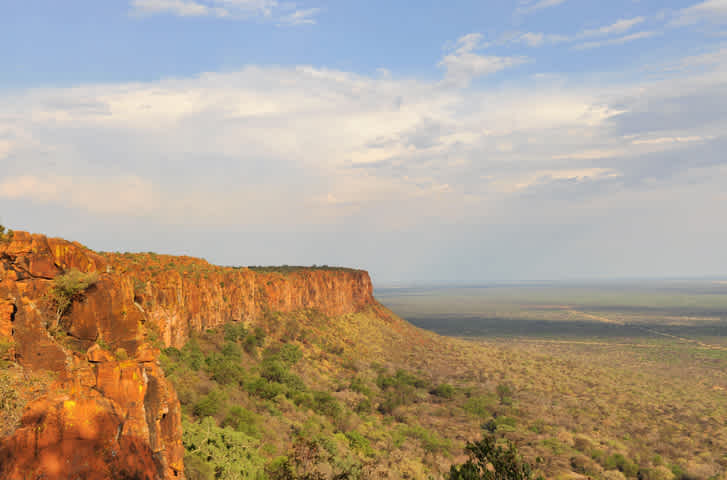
xmin=0 ymin=224 xmax=12 ymax=242
xmin=447 ymin=432 xmax=542 ymax=480
xmin=48 ymin=269 xmax=99 ymax=330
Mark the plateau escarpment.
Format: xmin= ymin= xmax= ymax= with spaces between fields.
xmin=0 ymin=231 xmax=377 ymax=480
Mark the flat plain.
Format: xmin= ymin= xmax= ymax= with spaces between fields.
xmin=377 ymin=281 xmax=727 ymax=479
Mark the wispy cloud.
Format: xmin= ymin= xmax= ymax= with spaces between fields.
xmin=516 ymin=0 xmax=568 ymax=15
xmin=580 ymin=17 xmax=645 ymax=37
xmin=277 ymin=7 xmax=320 ymax=26
xmin=511 ymin=16 xmax=646 ymax=48
xmin=574 ymin=31 xmax=657 ymax=50
xmin=673 ymin=0 xmax=727 ymax=26
xmin=129 ymin=0 xmax=319 ymax=24
xmin=438 ymin=34 xmax=529 ymax=86
xmin=131 ymin=0 xmax=218 ymax=17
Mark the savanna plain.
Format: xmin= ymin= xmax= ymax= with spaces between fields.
xmin=377 ymin=282 xmax=727 ymax=480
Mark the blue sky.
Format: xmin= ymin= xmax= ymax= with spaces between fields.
xmin=2 ymin=0 xmax=727 ymax=284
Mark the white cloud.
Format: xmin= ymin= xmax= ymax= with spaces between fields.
xmin=438 ymin=34 xmax=529 ymax=86
xmin=673 ymin=0 xmax=727 ymax=25
xmin=580 ymin=17 xmax=645 ymax=37
xmin=516 ymin=0 xmax=568 ymax=15
xmin=129 ymin=0 xmax=317 ymax=24
xmin=1 ymin=45 xmax=726 ymax=234
xmin=131 ymin=0 xmax=219 ymax=17
xmin=0 ymin=175 xmax=162 ymax=217
xmin=512 ymin=17 xmax=645 ymax=48
xmin=574 ymin=31 xmax=657 ymax=50
xmin=278 ymin=7 xmax=320 ymax=25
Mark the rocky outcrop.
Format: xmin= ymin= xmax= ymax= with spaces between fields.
xmin=0 ymin=231 xmax=376 ymax=479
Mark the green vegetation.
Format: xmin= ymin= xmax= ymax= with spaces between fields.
xmin=157 ymin=308 xmax=476 ymax=479
xmin=0 ymin=224 xmax=13 ymax=242
xmin=116 ymin=276 xmax=727 ymax=479
xmin=447 ymin=431 xmax=542 ymax=480
xmin=48 ymin=269 xmax=99 ymax=329
xmin=246 ymin=265 xmax=360 ymax=275
xmin=0 ymin=338 xmax=14 ymax=368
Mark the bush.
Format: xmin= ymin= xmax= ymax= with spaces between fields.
xmin=49 ymin=269 xmax=99 ymax=328
xmin=193 ymin=388 xmax=227 ymax=417
xmin=447 ymin=432 xmax=542 ymax=480
xmin=222 ymin=406 xmax=260 ymax=438
xmin=0 ymin=339 xmax=14 ymax=368
xmin=184 ymin=453 xmax=215 ymax=480
xmin=378 ymin=384 xmax=417 ymax=414
xmin=246 ymin=376 xmax=286 ymax=400
xmin=264 ymin=343 xmax=302 ymax=366
xmin=377 ymin=369 xmax=428 ymax=390
xmin=345 ymin=431 xmax=374 ymax=456
xmin=0 ymin=225 xmax=12 ymax=242
xmin=605 ymin=453 xmax=639 ymax=478
xmin=223 ymin=323 xmax=248 ymax=342
xmin=431 ymin=383 xmax=455 ymax=399
xmin=183 ymin=416 xmax=265 ymax=480
xmin=311 ymin=391 xmax=343 ymax=420
xmin=496 ymin=383 xmax=513 ymax=406
xmin=402 ymin=425 xmax=451 ymax=455
xmin=355 ymin=398 xmax=372 ymax=414
xmin=180 ymin=339 xmax=205 ymax=371
xmin=350 ymin=377 xmax=372 ymax=396
xmin=464 ymin=395 xmax=496 ymax=418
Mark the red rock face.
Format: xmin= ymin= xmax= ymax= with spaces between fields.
xmin=0 ymin=232 xmax=376 ymax=479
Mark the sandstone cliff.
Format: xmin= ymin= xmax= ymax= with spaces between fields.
xmin=0 ymin=231 xmax=377 ymax=480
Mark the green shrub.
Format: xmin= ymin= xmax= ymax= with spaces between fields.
xmin=312 ymin=391 xmax=343 ymax=419
xmin=184 ymin=453 xmax=215 ymax=480
xmin=378 ymin=384 xmax=417 ymax=414
xmin=193 ymin=389 xmax=227 ymax=417
xmin=464 ymin=395 xmax=496 ymax=418
xmin=402 ymin=425 xmax=452 ymax=455
xmin=350 ymin=377 xmax=372 ymax=396
xmin=264 ymin=343 xmax=302 ymax=366
xmin=181 ymin=339 xmax=205 ymax=371
xmin=245 ymin=376 xmax=286 ymax=400
xmin=0 ymin=339 xmax=14 ymax=368
xmin=0 ymin=225 xmax=13 ymax=242
xmin=605 ymin=453 xmax=639 ymax=477
xmin=183 ymin=417 xmax=265 ymax=480
xmin=222 ymin=406 xmax=260 ymax=438
xmin=345 ymin=431 xmax=374 ymax=456
xmin=223 ymin=322 xmax=248 ymax=342
xmin=496 ymin=383 xmax=513 ymax=406
xmin=261 ymin=360 xmax=290 ymax=383
xmin=377 ymin=369 xmax=428 ymax=390
xmin=447 ymin=432 xmax=542 ymax=480
xmin=355 ymin=398 xmax=372 ymax=414
xmin=205 ymin=351 xmax=245 ymax=385
xmin=49 ymin=269 xmax=99 ymax=328
xmin=431 ymin=383 xmax=455 ymax=399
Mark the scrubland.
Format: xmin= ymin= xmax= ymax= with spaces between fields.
xmin=163 ymin=281 xmax=727 ymax=479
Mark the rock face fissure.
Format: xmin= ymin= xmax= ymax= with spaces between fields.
xmin=0 ymin=231 xmax=376 ymax=480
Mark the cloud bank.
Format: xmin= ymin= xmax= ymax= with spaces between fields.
xmin=2 ymin=31 xmax=727 ymax=280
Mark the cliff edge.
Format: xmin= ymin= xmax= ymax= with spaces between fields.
xmin=0 ymin=231 xmax=377 ymax=480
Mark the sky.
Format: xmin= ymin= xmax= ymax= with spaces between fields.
xmin=1 ymin=0 xmax=727 ymax=285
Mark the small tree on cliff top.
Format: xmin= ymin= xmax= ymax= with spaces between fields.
xmin=0 ymin=224 xmax=12 ymax=242
xmin=49 ymin=269 xmax=99 ymax=330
